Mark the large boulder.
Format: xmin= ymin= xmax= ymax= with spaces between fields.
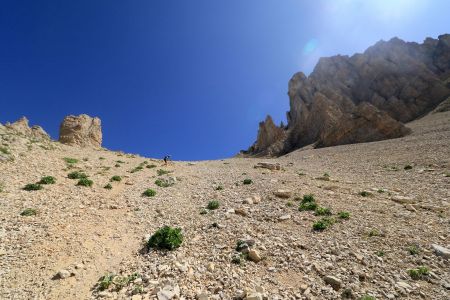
xmin=5 ymin=117 xmax=50 ymax=140
xmin=59 ymin=114 xmax=102 ymax=148
xmin=246 ymin=34 xmax=450 ymax=156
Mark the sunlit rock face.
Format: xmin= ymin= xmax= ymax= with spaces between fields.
xmin=59 ymin=114 xmax=102 ymax=148
xmin=245 ymin=34 xmax=450 ymax=156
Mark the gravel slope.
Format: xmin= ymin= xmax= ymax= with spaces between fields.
xmin=0 ymin=111 xmax=449 ymax=300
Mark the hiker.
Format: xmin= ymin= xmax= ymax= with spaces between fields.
xmin=163 ymin=155 xmax=171 ymax=165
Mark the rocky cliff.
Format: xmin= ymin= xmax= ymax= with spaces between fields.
xmin=245 ymin=34 xmax=450 ymax=156
xmin=59 ymin=114 xmax=102 ymax=148
xmin=4 ymin=117 xmax=50 ymax=140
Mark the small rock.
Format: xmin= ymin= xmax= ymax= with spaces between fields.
xmin=235 ymin=208 xmax=248 ymax=217
xmin=273 ymin=189 xmax=292 ymax=198
xmin=431 ymin=244 xmax=450 ymax=259
xmin=246 ymin=292 xmax=263 ymax=300
xmin=248 ymin=249 xmax=262 ymax=262
xmin=391 ymin=196 xmax=416 ymax=204
xmin=57 ymin=269 xmax=71 ymax=279
xmin=131 ymin=295 xmax=142 ymax=300
xmin=323 ymin=275 xmax=342 ymax=290
xmin=197 ymin=292 xmax=209 ymax=300
xmin=207 ymin=262 xmax=215 ymax=272
xmin=396 ymin=281 xmax=412 ymax=289
xmin=243 ymin=198 xmax=253 ymax=205
xmin=278 ymin=214 xmax=291 ymax=221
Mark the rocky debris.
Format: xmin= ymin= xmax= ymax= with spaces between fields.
xmin=57 ymin=269 xmax=71 ymax=279
xmin=273 ymin=189 xmax=292 ymax=198
xmin=245 ymin=34 xmax=450 ymax=156
xmin=254 ymin=162 xmax=281 ymax=170
xmin=59 ymin=114 xmax=102 ymax=148
xmin=157 ymin=284 xmax=180 ymax=300
xmin=323 ymin=275 xmax=342 ymax=290
xmin=431 ymin=244 xmax=450 ymax=259
xmin=391 ymin=195 xmax=417 ymax=204
xmin=5 ymin=117 xmax=50 ymax=140
xmin=433 ymin=96 xmax=450 ymax=113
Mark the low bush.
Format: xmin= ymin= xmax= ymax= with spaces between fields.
xmin=338 ymin=211 xmax=350 ymax=219
xmin=313 ymin=217 xmax=335 ymax=231
xmin=68 ymin=171 xmax=88 ymax=179
xmin=110 ymin=175 xmax=122 ymax=182
xmin=63 ymin=157 xmax=78 ymax=164
xmin=142 ymin=189 xmax=156 ymax=197
xmin=104 ymin=183 xmax=112 ymax=190
xmin=147 ymin=226 xmax=183 ymax=250
xmin=408 ymin=266 xmax=429 ymax=280
xmin=299 ymin=201 xmax=317 ymax=211
xmin=77 ymin=178 xmax=93 ymax=187
xmin=20 ymin=208 xmax=37 ymax=216
xmin=207 ymin=200 xmax=220 ymax=210
xmin=315 ymin=206 xmax=332 ymax=216
xmin=38 ymin=176 xmax=56 ymax=184
xmin=23 ymin=183 xmax=42 ymax=191
xmin=243 ymin=178 xmax=252 ymax=185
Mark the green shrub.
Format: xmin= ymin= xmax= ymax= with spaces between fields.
xmin=38 ymin=176 xmax=56 ymax=184
xmin=157 ymin=169 xmax=171 ymax=176
xmin=338 ymin=211 xmax=350 ymax=219
xmin=207 ymin=200 xmax=220 ymax=210
xmin=147 ymin=226 xmax=183 ymax=250
xmin=99 ymin=157 xmax=105 ymax=160
xmin=110 ymin=175 xmax=122 ymax=182
xmin=116 ymin=160 xmax=125 ymax=164
xmin=299 ymin=201 xmax=317 ymax=211
xmin=0 ymin=146 xmax=10 ymax=154
xmin=77 ymin=178 xmax=93 ymax=187
xmin=146 ymin=164 xmax=157 ymax=169
xmin=20 ymin=208 xmax=37 ymax=216
xmin=104 ymin=183 xmax=112 ymax=190
xmin=408 ymin=245 xmax=420 ymax=255
xmin=215 ymin=185 xmax=223 ymax=191
xmin=23 ymin=183 xmax=42 ymax=191
xmin=98 ymin=273 xmax=114 ymax=291
xmin=404 ymin=165 xmax=413 ymax=170
xmin=243 ymin=178 xmax=252 ymax=185
xmin=302 ymin=194 xmax=315 ymax=203
xmin=142 ymin=189 xmax=156 ymax=197
xmin=130 ymin=166 xmax=143 ymax=173
xmin=368 ymin=229 xmax=380 ymax=237
xmin=63 ymin=157 xmax=78 ymax=164
xmin=315 ymin=206 xmax=332 ymax=216
xmin=408 ymin=266 xmax=429 ymax=280
xmin=68 ymin=171 xmax=88 ymax=179
xmin=375 ymin=250 xmax=385 ymax=257
xmin=155 ymin=178 xmax=174 ymax=188
xmin=286 ymin=201 xmax=293 ymax=207
xmin=313 ymin=217 xmax=335 ymax=231
xmin=359 ymin=191 xmax=372 ymax=197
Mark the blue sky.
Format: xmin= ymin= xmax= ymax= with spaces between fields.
xmin=1 ymin=0 xmax=449 ymax=160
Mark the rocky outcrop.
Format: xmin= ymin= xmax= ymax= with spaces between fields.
xmin=5 ymin=117 xmax=50 ymax=140
xmin=59 ymin=114 xmax=102 ymax=148
xmin=246 ymin=34 xmax=450 ymax=156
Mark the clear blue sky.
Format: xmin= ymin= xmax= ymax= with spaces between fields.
xmin=1 ymin=1 xmax=449 ymax=160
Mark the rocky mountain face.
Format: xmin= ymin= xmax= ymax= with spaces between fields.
xmin=4 ymin=117 xmax=50 ymax=140
xmin=245 ymin=34 xmax=450 ymax=156
xmin=59 ymin=114 xmax=102 ymax=148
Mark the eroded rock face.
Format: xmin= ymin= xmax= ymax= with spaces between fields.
xmin=246 ymin=34 xmax=450 ymax=156
xmin=5 ymin=117 xmax=50 ymax=140
xmin=59 ymin=114 xmax=102 ymax=148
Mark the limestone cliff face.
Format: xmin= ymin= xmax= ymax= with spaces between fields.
xmin=246 ymin=34 xmax=450 ymax=156
xmin=246 ymin=116 xmax=286 ymax=157
xmin=59 ymin=114 xmax=102 ymax=148
xmin=5 ymin=117 xmax=50 ymax=140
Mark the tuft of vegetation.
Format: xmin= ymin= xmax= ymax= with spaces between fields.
xmin=286 ymin=201 xmax=293 ymax=207
xmin=98 ymin=273 xmax=114 ymax=291
xmin=20 ymin=208 xmax=37 ymax=216
xmin=200 ymin=209 xmax=208 ymax=215
xmin=375 ymin=250 xmax=385 ymax=257
xmin=207 ymin=200 xmax=220 ymax=210
xmin=302 ymin=194 xmax=315 ymax=203
xmin=142 ymin=189 xmax=156 ymax=197
xmin=147 ymin=226 xmax=183 ymax=250
xmin=63 ymin=157 xmax=78 ymax=164
xmin=68 ymin=171 xmax=88 ymax=179
xmin=404 ymin=165 xmax=413 ymax=170
xmin=157 ymin=169 xmax=171 ymax=176
xmin=338 ymin=211 xmax=350 ymax=219
xmin=243 ymin=178 xmax=252 ymax=185
xmin=368 ymin=229 xmax=381 ymax=237
xmin=23 ymin=183 xmax=42 ymax=191
xmin=407 ymin=245 xmax=420 ymax=255
xmin=130 ymin=166 xmax=143 ymax=173
xmin=146 ymin=164 xmax=157 ymax=169
xmin=77 ymin=178 xmax=93 ymax=187
xmin=313 ymin=217 xmax=335 ymax=231
xmin=0 ymin=146 xmax=10 ymax=154
xmin=104 ymin=183 xmax=112 ymax=189
xmin=38 ymin=176 xmax=56 ymax=184
xmin=99 ymin=157 xmax=105 ymax=160
xmin=116 ymin=160 xmax=125 ymax=164
xmin=110 ymin=175 xmax=122 ymax=182
xmin=408 ymin=266 xmax=429 ymax=280
xmin=315 ymin=206 xmax=332 ymax=216
xmin=359 ymin=191 xmax=373 ymax=197
xmin=155 ymin=178 xmax=174 ymax=188
xmin=377 ymin=189 xmax=385 ymax=193
xmin=316 ymin=173 xmax=330 ymax=181
xmin=214 ymin=185 xmax=223 ymax=191
xmin=299 ymin=201 xmax=317 ymax=211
